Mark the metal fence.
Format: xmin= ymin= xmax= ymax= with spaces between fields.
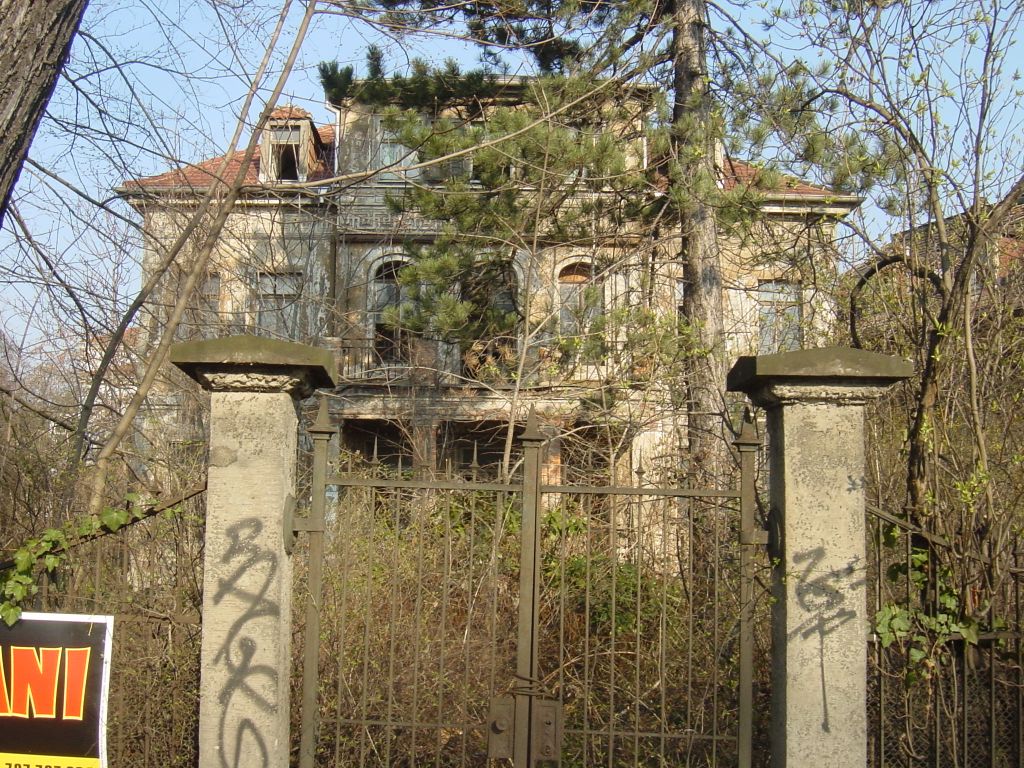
xmin=866 ymin=505 xmax=1023 ymax=768
xmin=19 ymin=417 xmax=1024 ymax=766
xmin=21 ymin=487 xmax=207 ymax=768
xmin=296 ymin=412 xmax=767 ymax=768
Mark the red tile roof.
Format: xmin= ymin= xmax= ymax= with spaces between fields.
xmin=721 ymin=156 xmax=836 ymax=197
xmin=270 ymin=104 xmax=313 ymax=119
xmin=122 ymin=125 xmax=335 ymax=193
xmin=123 ymin=124 xmax=841 ymax=202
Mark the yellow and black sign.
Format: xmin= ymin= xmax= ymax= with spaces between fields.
xmin=0 ymin=613 xmax=113 ymax=768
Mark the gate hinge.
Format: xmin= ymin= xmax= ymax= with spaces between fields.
xmin=283 ymin=494 xmax=297 ymax=554
xmin=740 ymin=528 xmax=769 ymax=545
xmin=293 ymin=515 xmax=325 ymax=534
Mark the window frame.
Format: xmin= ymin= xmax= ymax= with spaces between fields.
xmin=370 ymin=259 xmax=412 ymax=363
xmin=372 ymin=116 xmax=421 ymax=183
xmin=255 ymin=271 xmax=303 ymax=339
xmin=557 ymin=261 xmax=603 ymax=339
xmin=265 ymin=121 xmax=306 ymax=182
xmin=757 ymin=279 xmax=803 ymax=353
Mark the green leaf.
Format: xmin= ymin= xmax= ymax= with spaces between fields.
xmin=41 ymin=528 xmax=65 ymax=545
xmin=12 ymin=548 xmax=34 ymax=573
xmin=958 ymin=619 xmax=980 ymax=645
xmin=0 ymin=603 xmax=21 ymax=627
xmin=5 ymin=580 xmax=27 ymax=601
xmin=99 ymin=507 xmax=129 ymax=532
xmin=875 ymin=604 xmax=911 ymax=647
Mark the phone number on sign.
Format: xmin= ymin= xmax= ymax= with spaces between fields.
xmin=6 ymin=762 xmax=94 ymax=768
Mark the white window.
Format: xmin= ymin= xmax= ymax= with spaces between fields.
xmin=263 ymin=123 xmax=307 ymax=182
xmin=197 ymin=273 xmax=221 ymax=337
xmin=758 ymin=280 xmax=803 ymax=353
xmin=256 ymin=272 xmax=302 ymax=339
xmin=176 ymin=272 xmax=221 ymax=340
xmin=271 ymin=127 xmax=301 ymax=181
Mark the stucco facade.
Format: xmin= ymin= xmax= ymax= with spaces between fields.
xmin=122 ymin=93 xmax=860 ymax=477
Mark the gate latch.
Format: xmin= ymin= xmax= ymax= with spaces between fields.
xmin=487 ymin=695 xmax=515 ymax=760
xmin=530 ymin=698 xmax=562 ymax=765
xmin=486 ymin=696 xmax=563 ymax=763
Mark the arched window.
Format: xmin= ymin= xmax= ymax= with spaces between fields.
xmin=558 ymin=261 xmax=602 ymax=338
xmin=372 ymin=260 xmax=410 ymax=363
xmin=491 ymin=268 xmax=518 ymax=318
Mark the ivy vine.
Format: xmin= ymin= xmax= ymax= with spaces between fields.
xmin=0 ymin=486 xmax=203 ymax=626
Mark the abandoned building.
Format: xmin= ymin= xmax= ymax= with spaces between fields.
xmin=120 ymin=81 xmax=861 ymax=477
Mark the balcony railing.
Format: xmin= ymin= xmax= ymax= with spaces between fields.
xmin=330 ymin=338 xmax=430 ymax=383
xmin=328 ymin=336 xmax=658 ymax=388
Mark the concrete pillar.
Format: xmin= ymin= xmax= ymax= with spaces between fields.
xmin=727 ymin=348 xmax=911 ymax=768
xmin=170 ymin=336 xmax=335 ymax=768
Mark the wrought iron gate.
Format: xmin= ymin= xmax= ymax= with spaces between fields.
xmin=296 ymin=403 xmax=765 ymax=767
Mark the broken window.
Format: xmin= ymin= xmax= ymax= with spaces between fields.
xmin=371 ymin=260 xmax=410 ymax=363
xmin=373 ymin=117 xmax=420 ymax=182
xmin=267 ymin=125 xmax=303 ymax=182
xmin=462 ymin=267 xmax=520 ymax=380
xmin=175 ymin=271 xmax=221 ymax=340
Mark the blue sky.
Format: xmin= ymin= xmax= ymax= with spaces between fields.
xmin=0 ymin=0 xmax=496 ymax=353
xmin=3 ymin=0 xmax=1023 ymax=355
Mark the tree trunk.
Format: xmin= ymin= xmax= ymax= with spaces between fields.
xmin=672 ymin=0 xmax=726 ymax=479
xmin=0 ymin=0 xmax=88 ymax=227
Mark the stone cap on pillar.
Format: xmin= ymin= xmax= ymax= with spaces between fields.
xmin=170 ymin=335 xmax=337 ymax=397
xmin=727 ymin=347 xmax=913 ymax=407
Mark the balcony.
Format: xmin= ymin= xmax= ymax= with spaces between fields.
xmin=328 ymin=337 xmax=459 ymax=385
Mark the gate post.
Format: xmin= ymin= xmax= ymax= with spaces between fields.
xmin=515 ymin=408 xmax=545 ymax=767
xmin=727 ymin=348 xmax=910 ymax=768
xmin=170 ymin=336 xmax=335 ymax=768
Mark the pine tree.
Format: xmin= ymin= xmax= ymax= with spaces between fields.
xmin=321 ymin=1 xmax=735 ymax=474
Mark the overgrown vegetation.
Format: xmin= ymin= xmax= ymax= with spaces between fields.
xmin=300 ymin=453 xmax=766 ymax=766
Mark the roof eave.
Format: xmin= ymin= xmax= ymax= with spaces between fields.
xmin=115 ymin=184 xmax=336 ymax=205
xmin=756 ymin=193 xmax=863 ymax=217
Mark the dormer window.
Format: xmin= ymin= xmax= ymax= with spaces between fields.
xmin=260 ymin=106 xmax=318 ymax=183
